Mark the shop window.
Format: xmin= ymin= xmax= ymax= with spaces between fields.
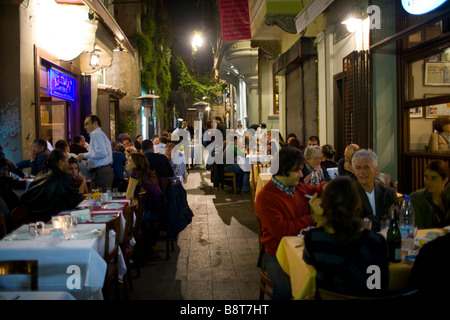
xmin=404 ymin=21 xmax=443 ymax=49
xmin=404 ymin=45 xmax=450 ymax=153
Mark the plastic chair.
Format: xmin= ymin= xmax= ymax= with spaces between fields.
xmin=120 ymin=203 xmax=137 ymax=294
xmin=0 ymin=260 xmax=38 ymax=291
xmin=103 ymin=216 xmax=121 ymax=300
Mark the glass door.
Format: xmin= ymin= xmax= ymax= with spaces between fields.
xmin=39 ymin=101 xmax=67 ymax=147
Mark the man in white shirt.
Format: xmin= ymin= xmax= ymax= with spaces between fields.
xmin=352 ymin=149 xmax=397 ymax=232
xmin=77 ymin=115 xmax=114 ymax=191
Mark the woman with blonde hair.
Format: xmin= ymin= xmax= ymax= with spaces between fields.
xmin=428 ymin=115 xmax=450 ymax=153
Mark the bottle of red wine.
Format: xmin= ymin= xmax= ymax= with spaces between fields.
xmin=387 ymin=210 xmax=402 ymax=263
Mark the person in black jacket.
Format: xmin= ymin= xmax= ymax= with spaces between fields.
xmin=141 ymin=139 xmax=174 ymax=196
xmin=20 ymin=149 xmax=84 ymax=222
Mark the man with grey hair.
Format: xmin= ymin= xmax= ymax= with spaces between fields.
xmin=352 ymin=149 xmax=397 ymax=232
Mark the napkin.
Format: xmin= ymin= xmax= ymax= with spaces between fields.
xmin=74 ymin=209 xmax=90 ymax=223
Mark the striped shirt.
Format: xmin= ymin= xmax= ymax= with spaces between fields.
xmin=303 ymin=228 xmax=389 ymax=296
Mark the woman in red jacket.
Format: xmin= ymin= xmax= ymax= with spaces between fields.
xmin=255 ymin=147 xmax=324 ymax=300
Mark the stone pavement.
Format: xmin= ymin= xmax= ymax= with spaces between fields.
xmin=127 ymin=167 xmax=261 ymax=300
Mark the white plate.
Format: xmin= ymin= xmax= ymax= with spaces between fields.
xmin=91 ymin=215 xmax=116 ymax=223
xmin=102 ymin=203 xmax=124 ymax=210
xmin=66 ymin=229 xmax=102 ymax=240
xmin=2 ymin=232 xmax=34 ymax=241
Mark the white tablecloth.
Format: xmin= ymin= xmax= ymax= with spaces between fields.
xmin=0 ymin=224 xmax=107 ymax=300
xmin=0 ymin=291 xmax=76 ymax=300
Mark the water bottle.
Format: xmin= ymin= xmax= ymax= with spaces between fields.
xmin=310 ymin=169 xmax=320 ymax=186
xmin=399 ymin=195 xmax=415 ymax=252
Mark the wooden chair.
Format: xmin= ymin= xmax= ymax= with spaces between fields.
xmin=0 ymin=260 xmax=38 ymax=291
xmin=10 ymin=205 xmax=31 ymax=230
xmin=120 ymin=203 xmax=137 ymax=294
xmin=255 ymin=215 xmax=273 ymax=300
xmin=0 ymin=214 xmax=7 ymax=239
xmin=223 ymin=172 xmax=237 ymax=194
xmin=147 ymin=219 xmax=175 ymax=260
xmin=317 ymin=288 xmax=419 ymax=300
xmin=250 ymin=164 xmax=260 ymax=208
xmin=103 ymin=216 xmax=121 ymax=300
xmin=132 ymin=191 xmax=146 ymax=277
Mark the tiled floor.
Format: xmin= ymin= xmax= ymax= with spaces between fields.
xmin=127 ymin=167 xmax=261 ymax=300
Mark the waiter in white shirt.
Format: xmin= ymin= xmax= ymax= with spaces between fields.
xmin=77 ymin=115 xmax=114 ymax=191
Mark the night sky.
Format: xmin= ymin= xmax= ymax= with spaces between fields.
xmin=165 ymin=0 xmax=218 ymax=74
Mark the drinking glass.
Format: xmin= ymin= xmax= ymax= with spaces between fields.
xmin=113 ymin=188 xmax=118 ymax=198
xmin=71 ymin=214 xmax=78 ymax=229
xmin=36 ymin=221 xmax=45 ymax=235
xmin=28 ymin=223 xmax=37 ymax=236
xmin=380 ymin=219 xmax=390 ymax=239
xmin=360 ymin=217 xmax=372 ymax=230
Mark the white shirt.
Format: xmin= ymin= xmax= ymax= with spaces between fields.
xmin=365 ymin=188 xmax=376 ymax=216
xmin=154 ymin=143 xmax=166 ymax=155
xmin=83 ymin=127 xmax=113 ymax=170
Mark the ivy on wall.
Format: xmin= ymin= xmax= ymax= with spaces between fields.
xmin=135 ymin=0 xmax=223 ymax=131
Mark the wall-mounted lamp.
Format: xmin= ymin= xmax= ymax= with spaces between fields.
xmin=341 ymin=5 xmax=365 ymax=33
xmin=90 ymin=53 xmax=99 ymax=67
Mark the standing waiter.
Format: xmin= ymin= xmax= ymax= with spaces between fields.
xmin=77 ymin=115 xmax=114 ymax=191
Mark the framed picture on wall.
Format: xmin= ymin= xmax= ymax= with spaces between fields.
xmin=425 ymin=102 xmax=450 ymax=118
xmin=424 ymin=62 xmax=450 ymax=86
xmin=424 ymin=94 xmax=450 ymax=118
xmin=410 ymin=107 xmax=423 ymax=118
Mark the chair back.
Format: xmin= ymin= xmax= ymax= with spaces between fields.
xmin=0 ymin=260 xmax=38 ymax=291
xmin=317 ymin=288 xmax=419 ymax=300
xmin=10 ymin=205 xmax=31 ymax=230
xmin=104 ymin=216 xmax=120 ymax=263
xmin=123 ymin=204 xmax=137 ymax=250
xmin=135 ymin=191 xmax=146 ymax=236
xmin=0 ymin=214 xmax=7 ymax=239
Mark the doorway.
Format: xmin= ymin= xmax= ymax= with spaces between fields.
xmin=39 ymin=101 xmax=69 ymax=147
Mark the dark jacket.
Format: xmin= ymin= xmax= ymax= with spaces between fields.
xmin=144 ymin=151 xmax=174 ymax=195
xmin=69 ymin=144 xmax=88 ymax=155
xmin=356 ymin=181 xmax=397 ymax=232
xmin=20 ymin=169 xmax=84 ymax=222
xmin=166 ymin=180 xmax=193 ymax=241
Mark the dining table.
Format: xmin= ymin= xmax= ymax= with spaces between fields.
xmin=0 ymin=291 xmax=76 ymax=300
xmin=0 ymin=223 xmax=108 ymax=300
xmin=275 ymin=228 xmax=447 ymax=299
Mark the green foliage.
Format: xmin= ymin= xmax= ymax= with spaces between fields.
xmin=119 ymin=110 xmax=137 ymax=137
xmin=171 ymin=56 xmax=223 ymax=104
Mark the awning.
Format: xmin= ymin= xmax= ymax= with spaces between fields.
xmin=82 ymin=0 xmax=135 ymax=56
xmin=135 ymin=94 xmax=160 ymax=100
xmin=294 ymin=0 xmax=334 ymax=35
xmin=273 ymin=37 xmax=316 ymax=76
xmin=98 ymin=84 xmax=126 ymax=99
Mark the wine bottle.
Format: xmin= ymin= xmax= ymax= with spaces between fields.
xmin=387 ymin=210 xmax=402 ymax=263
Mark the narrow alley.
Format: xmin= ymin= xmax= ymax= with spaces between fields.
xmin=128 ymin=167 xmax=261 ymax=300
